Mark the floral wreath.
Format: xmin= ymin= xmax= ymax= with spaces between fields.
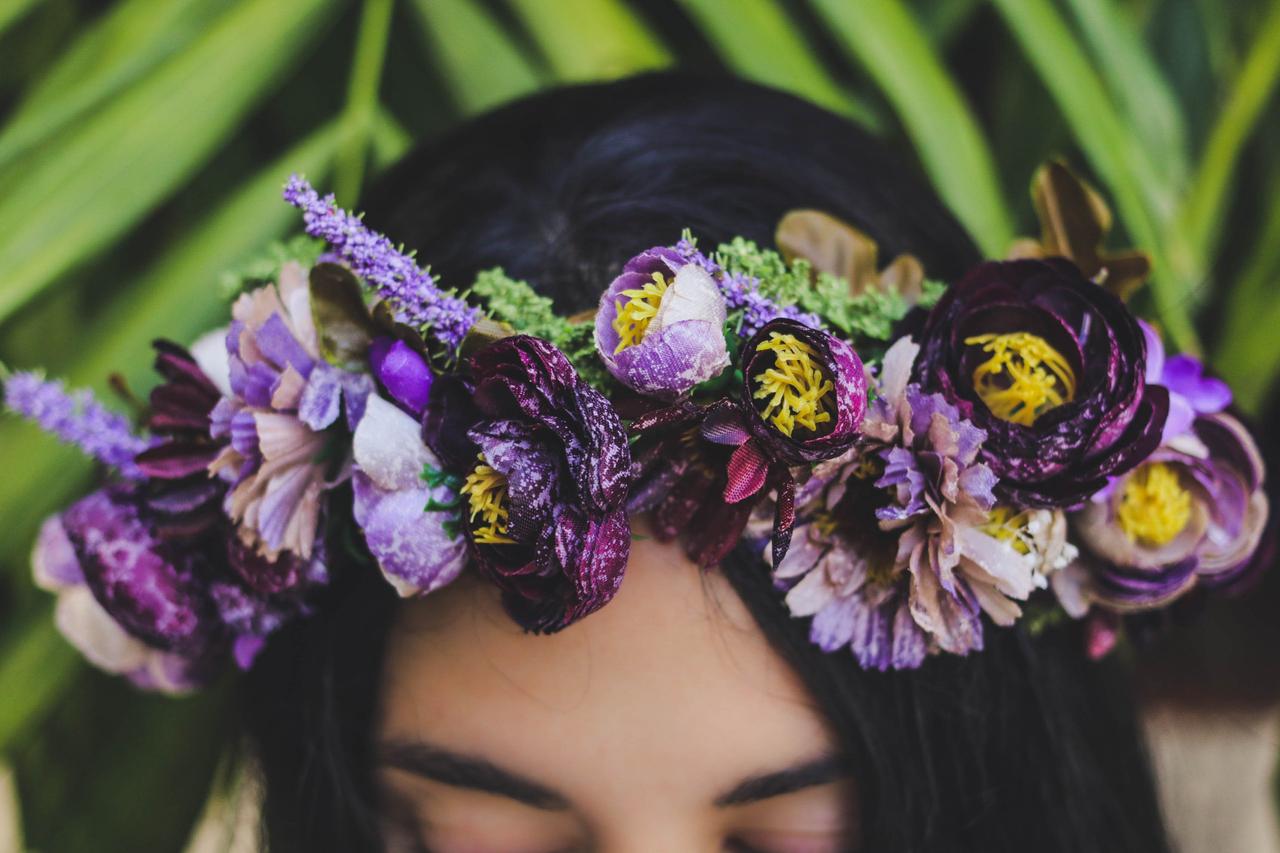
xmin=3 ymin=162 xmax=1267 ymax=692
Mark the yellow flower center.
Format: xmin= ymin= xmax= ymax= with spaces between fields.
xmin=1116 ymin=462 xmax=1192 ymax=547
xmin=965 ymin=332 xmax=1077 ymax=426
xmin=612 ymin=272 xmax=670 ymax=354
xmin=460 ymin=458 xmax=516 ymax=545
xmin=980 ymin=506 xmax=1034 ymax=555
xmin=751 ymin=332 xmax=835 ymax=438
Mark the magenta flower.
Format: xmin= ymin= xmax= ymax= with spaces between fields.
xmin=915 ymin=259 xmax=1168 ymax=507
xmin=594 ymin=247 xmax=729 ymax=398
xmin=424 ymin=336 xmax=632 ymax=632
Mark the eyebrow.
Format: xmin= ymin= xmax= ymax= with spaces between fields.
xmin=714 ymin=755 xmax=851 ymax=808
xmin=379 ymin=740 xmax=570 ymax=811
xmin=380 ymin=740 xmax=849 ymax=812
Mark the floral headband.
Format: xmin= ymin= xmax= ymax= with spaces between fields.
xmin=3 ymin=162 xmax=1267 ymax=692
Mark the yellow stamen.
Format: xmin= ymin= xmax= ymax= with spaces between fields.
xmin=965 ymin=332 xmax=1077 ymax=426
xmin=751 ymin=332 xmax=835 ymax=438
xmin=1116 ymin=462 xmax=1192 ymax=547
xmin=611 ymin=272 xmax=670 ymax=354
xmin=981 ymin=506 xmax=1034 ymax=555
xmin=460 ymin=457 xmax=517 ymax=545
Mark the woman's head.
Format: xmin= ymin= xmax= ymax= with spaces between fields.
xmin=244 ymin=73 xmax=1168 ymax=852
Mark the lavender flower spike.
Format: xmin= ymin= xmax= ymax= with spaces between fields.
xmin=282 ymin=175 xmax=480 ymax=355
xmin=3 ymin=371 xmax=151 ymax=480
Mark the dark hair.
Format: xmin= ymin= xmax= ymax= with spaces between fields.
xmin=243 ymin=73 xmax=1169 ymax=852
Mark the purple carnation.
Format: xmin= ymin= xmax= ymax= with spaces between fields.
xmin=424 ymin=336 xmax=632 ymax=632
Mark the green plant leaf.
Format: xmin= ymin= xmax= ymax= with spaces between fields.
xmin=0 ymin=0 xmax=344 ymax=327
xmin=1178 ymin=2 xmax=1280 ymax=268
xmin=0 ymin=0 xmax=226 ymax=170
xmin=0 ymin=611 xmax=80 ymax=755
xmin=507 ymin=0 xmax=670 ymax=82
xmin=410 ymin=0 xmax=546 ymax=115
xmin=675 ymin=0 xmax=879 ymax=128
xmin=0 ymin=0 xmax=39 ymax=41
xmin=1063 ymin=0 xmax=1189 ymax=190
xmin=988 ymin=0 xmax=1200 ymax=353
xmin=807 ymin=0 xmax=1014 ymax=258
xmin=332 ymin=0 xmax=396 ymax=205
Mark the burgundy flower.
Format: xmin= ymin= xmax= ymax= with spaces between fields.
xmin=916 ymin=259 xmax=1167 ymax=507
xmin=628 ymin=319 xmax=866 ymax=569
xmin=424 ymin=336 xmax=632 ymax=633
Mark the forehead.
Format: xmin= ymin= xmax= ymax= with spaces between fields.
xmin=378 ymin=531 xmax=834 ymax=807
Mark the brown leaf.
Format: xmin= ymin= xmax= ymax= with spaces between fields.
xmin=776 ymin=209 xmax=879 ymax=295
xmin=309 ymin=263 xmax=378 ymax=370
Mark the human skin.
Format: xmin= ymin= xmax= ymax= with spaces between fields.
xmin=377 ymin=520 xmax=859 ymax=853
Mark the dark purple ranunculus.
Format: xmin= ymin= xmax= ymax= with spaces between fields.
xmin=916 ymin=259 xmax=1167 ymax=507
xmin=628 ymin=320 xmax=866 ymax=569
xmin=424 ymin=335 xmax=632 ymax=633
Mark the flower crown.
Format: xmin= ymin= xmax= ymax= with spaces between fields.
xmin=4 ymin=163 xmax=1267 ymax=692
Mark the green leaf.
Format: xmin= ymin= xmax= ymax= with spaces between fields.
xmin=675 ymin=0 xmax=880 ymax=128
xmin=0 ymin=0 xmax=225 ymax=170
xmin=807 ymin=0 xmax=1014 ymax=258
xmin=0 ymin=120 xmax=345 ymax=570
xmin=332 ymin=0 xmax=396 ymax=205
xmin=410 ymin=0 xmax=546 ymax=115
xmin=988 ymin=0 xmax=1200 ymax=353
xmin=1062 ymin=0 xmax=1189 ymax=190
xmin=1177 ymin=3 xmax=1280 ymax=267
xmin=0 ymin=0 xmax=344 ymax=326
xmin=507 ymin=0 xmax=670 ymax=82
xmin=0 ymin=0 xmax=39 ymax=41
xmin=0 ymin=611 xmax=80 ymax=755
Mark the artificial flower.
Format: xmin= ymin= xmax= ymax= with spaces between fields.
xmin=915 ymin=258 xmax=1168 ymax=507
xmin=210 ymin=262 xmax=368 ymax=561
xmin=594 ymin=247 xmax=729 ymax=398
xmin=352 ymin=393 xmax=467 ymax=596
xmin=424 ymin=335 xmax=632 ymax=632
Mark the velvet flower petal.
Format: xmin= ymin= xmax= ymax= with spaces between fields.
xmin=595 ymin=248 xmax=730 ymax=398
xmin=352 ymin=394 xmax=466 ymax=596
xmin=425 ymin=335 xmax=632 ymax=632
xmin=915 ymin=259 xmax=1167 ymax=507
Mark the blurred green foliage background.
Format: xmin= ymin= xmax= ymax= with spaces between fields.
xmin=0 ymin=0 xmax=1278 ymax=849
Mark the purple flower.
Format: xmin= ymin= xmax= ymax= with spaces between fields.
xmin=916 ymin=259 xmax=1168 ymax=507
xmin=283 ymin=175 xmax=480 ymax=354
xmin=672 ymin=238 xmax=822 ymax=336
xmin=32 ymin=513 xmax=209 ymax=694
xmin=352 ymin=393 xmax=466 ymax=596
xmin=1142 ymin=320 xmax=1231 ymax=445
xmin=211 ymin=262 xmax=370 ymax=561
xmin=369 ymin=336 xmax=433 ymax=417
xmin=1066 ymin=413 xmax=1268 ymax=612
xmin=594 ymin=248 xmax=730 ymax=398
xmin=424 ymin=336 xmax=632 ymax=632
xmin=3 ymin=371 xmax=152 ymax=479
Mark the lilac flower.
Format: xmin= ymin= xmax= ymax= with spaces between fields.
xmin=352 ymin=393 xmax=466 ymax=596
xmin=210 ymin=262 xmax=370 ymax=561
xmin=1065 ymin=413 xmax=1268 ymax=612
xmin=1141 ymin=321 xmax=1231 ymax=447
xmin=283 ymin=175 xmax=480 ymax=354
xmin=594 ymin=248 xmax=730 ymax=398
xmin=673 ymin=238 xmax=822 ymax=336
xmin=424 ymin=336 xmax=631 ymax=633
xmin=915 ymin=259 xmax=1168 ymax=507
xmin=3 ymin=371 xmax=152 ymax=479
